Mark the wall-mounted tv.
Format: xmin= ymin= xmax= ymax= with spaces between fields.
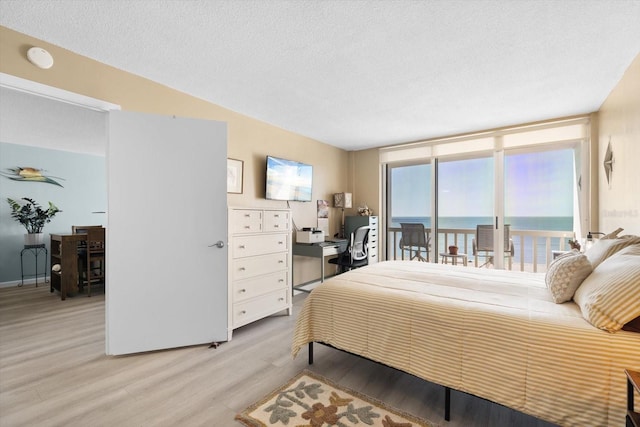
xmin=265 ymin=155 xmax=313 ymax=202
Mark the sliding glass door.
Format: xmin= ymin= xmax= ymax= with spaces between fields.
xmin=382 ymin=118 xmax=589 ymax=271
xmin=386 ymin=162 xmax=431 ymax=260
xmin=504 ymin=147 xmax=575 ymax=271
xmin=436 ymin=155 xmax=494 ymax=266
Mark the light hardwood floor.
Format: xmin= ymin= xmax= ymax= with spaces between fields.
xmin=0 ymin=284 xmax=557 ymax=427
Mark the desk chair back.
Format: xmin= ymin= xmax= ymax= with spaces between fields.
xmin=329 ymin=225 xmax=369 ymax=273
xmin=349 ymin=225 xmax=369 ymax=261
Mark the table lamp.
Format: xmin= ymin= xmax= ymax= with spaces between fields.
xmin=334 ymin=192 xmax=352 ymax=239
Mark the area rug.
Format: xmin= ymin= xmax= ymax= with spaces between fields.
xmin=236 ymin=370 xmax=435 ymax=427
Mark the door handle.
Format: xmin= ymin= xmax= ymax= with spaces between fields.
xmin=209 ymin=241 xmax=225 ymax=248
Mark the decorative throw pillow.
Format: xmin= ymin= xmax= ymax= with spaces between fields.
xmin=545 ymin=251 xmax=592 ymax=303
xmin=573 ymin=244 xmax=640 ymax=332
xmin=584 ymin=235 xmax=640 ymax=268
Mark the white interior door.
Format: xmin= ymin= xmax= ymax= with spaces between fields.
xmin=106 ymin=111 xmax=227 ymax=355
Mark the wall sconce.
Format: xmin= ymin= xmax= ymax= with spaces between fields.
xmin=333 ymin=192 xmax=352 ymax=239
xmin=584 ymin=231 xmax=604 ymax=250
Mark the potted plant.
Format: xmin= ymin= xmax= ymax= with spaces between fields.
xmin=7 ymin=197 xmax=62 ymax=245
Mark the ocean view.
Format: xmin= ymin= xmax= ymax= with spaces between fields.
xmin=391 ymin=216 xmax=572 ymax=231
xmin=390 ymin=216 xmax=573 ymax=264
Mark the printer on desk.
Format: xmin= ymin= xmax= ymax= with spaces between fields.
xmin=296 ymin=228 xmax=325 ymax=244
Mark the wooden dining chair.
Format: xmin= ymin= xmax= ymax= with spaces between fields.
xmin=83 ymin=227 xmax=106 ymax=297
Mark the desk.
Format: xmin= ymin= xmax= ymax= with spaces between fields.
xmin=293 ymin=240 xmax=348 ymax=292
xmin=440 ymin=252 xmax=468 ymax=266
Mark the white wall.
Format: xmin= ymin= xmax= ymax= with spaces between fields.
xmin=0 ymin=88 xmax=107 ymax=284
xmin=597 ymin=53 xmax=640 ymax=236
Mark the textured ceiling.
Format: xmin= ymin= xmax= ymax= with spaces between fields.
xmin=1 ymin=0 xmax=639 ymax=151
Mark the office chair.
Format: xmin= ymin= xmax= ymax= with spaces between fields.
xmin=472 ymin=224 xmax=514 ymax=269
xmin=399 ymin=223 xmax=430 ymax=262
xmin=329 ymin=225 xmax=370 ymax=274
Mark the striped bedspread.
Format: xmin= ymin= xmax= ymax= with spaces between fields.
xmin=292 ymin=260 xmax=640 ymax=427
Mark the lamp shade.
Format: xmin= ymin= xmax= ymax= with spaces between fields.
xmin=333 ymin=192 xmax=352 ymax=209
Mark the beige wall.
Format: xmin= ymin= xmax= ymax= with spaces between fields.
xmin=597 ymin=53 xmax=640 ymax=236
xmin=0 ymin=26 xmax=350 ymax=286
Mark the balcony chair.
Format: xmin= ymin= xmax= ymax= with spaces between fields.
xmin=329 ymin=225 xmax=370 ymax=274
xmin=472 ymin=224 xmax=514 ymax=269
xmin=399 ymin=223 xmax=430 ymax=262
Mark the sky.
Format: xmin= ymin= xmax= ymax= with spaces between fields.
xmin=391 ymin=148 xmax=574 ymax=217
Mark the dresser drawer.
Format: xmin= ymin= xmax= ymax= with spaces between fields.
xmin=264 ymin=210 xmax=290 ymax=232
xmin=231 ymin=209 xmax=263 ymax=234
xmin=232 ymin=252 xmax=288 ymax=280
xmin=232 ymin=234 xmax=288 ymax=258
xmin=232 ymin=271 xmax=288 ymax=303
xmin=233 ymin=289 xmax=289 ymax=327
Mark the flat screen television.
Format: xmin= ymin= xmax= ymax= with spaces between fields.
xmin=265 ymin=155 xmax=313 ymax=202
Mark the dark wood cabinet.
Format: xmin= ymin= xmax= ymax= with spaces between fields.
xmin=49 ymin=234 xmax=86 ymax=300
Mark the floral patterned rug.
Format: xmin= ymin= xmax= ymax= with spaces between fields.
xmin=235 ymin=370 xmax=435 ymax=427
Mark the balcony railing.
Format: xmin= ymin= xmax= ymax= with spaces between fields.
xmin=387 ymin=227 xmax=575 ymax=273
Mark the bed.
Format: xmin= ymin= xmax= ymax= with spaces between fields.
xmin=292 ymin=237 xmax=640 ymax=427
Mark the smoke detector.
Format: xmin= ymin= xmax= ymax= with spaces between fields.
xmin=27 ymin=47 xmax=54 ymax=69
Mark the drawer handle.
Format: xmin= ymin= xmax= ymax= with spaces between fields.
xmin=278 ymin=260 xmax=284 ymax=264
xmin=239 ymin=245 xmax=245 ymax=249
xmin=274 ymin=214 xmax=280 ymax=217
xmin=278 ymin=298 xmax=284 ymax=302
xmin=274 ymin=224 xmax=279 ymax=228
xmin=244 ymin=225 xmax=250 ymax=229
xmin=278 ymin=279 xmax=284 ymax=282
xmin=239 ymin=289 xmax=246 ymax=293
xmin=278 ymin=241 xmax=284 ymax=244
xmin=244 ymin=214 xmax=250 ymax=217
xmin=240 ymin=310 xmax=246 ymax=315
xmin=239 ymin=267 xmax=246 ymax=271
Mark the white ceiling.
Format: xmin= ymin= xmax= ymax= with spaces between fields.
xmin=1 ymin=0 xmax=639 ymax=151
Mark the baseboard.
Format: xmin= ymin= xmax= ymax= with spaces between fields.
xmin=0 ymin=278 xmax=49 ymax=288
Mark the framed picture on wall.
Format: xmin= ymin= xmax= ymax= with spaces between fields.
xmin=227 ymin=158 xmax=244 ymax=194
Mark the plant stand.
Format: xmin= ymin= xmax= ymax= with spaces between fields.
xmin=20 ymin=244 xmax=48 ymax=287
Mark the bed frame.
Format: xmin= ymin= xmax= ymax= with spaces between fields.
xmin=307 ymin=341 xmax=453 ymax=421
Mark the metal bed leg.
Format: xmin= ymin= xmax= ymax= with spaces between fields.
xmin=444 ymin=386 xmax=451 ymax=421
xmin=308 ymin=342 xmax=314 ymax=365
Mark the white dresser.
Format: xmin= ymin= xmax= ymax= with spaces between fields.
xmin=228 ymin=207 xmax=292 ymax=340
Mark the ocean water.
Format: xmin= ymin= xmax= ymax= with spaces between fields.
xmin=391 ymin=216 xmax=573 ymax=264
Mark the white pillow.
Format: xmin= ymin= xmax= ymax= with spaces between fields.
xmin=545 ymin=251 xmax=592 ymax=303
xmin=573 ymin=244 xmax=640 ymax=332
xmin=584 ymin=235 xmax=640 ymax=268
